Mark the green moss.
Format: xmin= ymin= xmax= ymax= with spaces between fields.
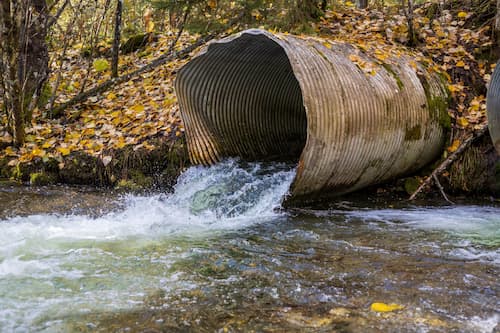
xmin=404 ymin=177 xmax=420 ymax=195
xmin=29 ymin=172 xmax=54 ymax=186
xmin=429 ymin=95 xmax=451 ymax=129
xmin=129 ymin=169 xmax=153 ymax=188
xmin=11 ymin=164 xmax=22 ymax=180
xmin=404 ymin=124 xmax=422 ymax=141
xmin=116 ymin=179 xmax=141 ymax=191
xmin=121 ymin=33 xmax=152 ymax=54
xmin=382 ymin=63 xmax=404 ymax=90
xmin=115 ymin=170 xmax=153 ymax=191
xmin=418 ymin=73 xmax=451 ymax=131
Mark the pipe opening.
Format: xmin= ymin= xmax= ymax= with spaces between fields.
xmin=176 ymin=33 xmax=307 ymax=164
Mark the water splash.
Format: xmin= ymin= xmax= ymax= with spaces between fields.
xmin=0 ymin=159 xmax=295 ymax=332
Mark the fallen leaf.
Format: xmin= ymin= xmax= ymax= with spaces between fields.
xmin=102 ymin=155 xmax=112 ymax=166
xmin=93 ymin=58 xmax=109 ymax=72
xmin=456 ymin=117 xmax=469 ymax=127
xmin=370 ymin=302 xmax=405 ymax=312
xmin=448 ymin=139 xmax=461 ymax=153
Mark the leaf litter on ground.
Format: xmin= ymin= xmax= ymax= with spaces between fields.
xmin=0 ymin=4 xmax=494 ymax=171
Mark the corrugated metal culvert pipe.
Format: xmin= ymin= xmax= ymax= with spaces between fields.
xmin=487 ymin=60 xmax=500 ymax=154
xmin=175 ymin=29 xmax=450 ymax=204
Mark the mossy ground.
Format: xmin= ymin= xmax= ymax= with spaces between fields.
xmin=1 ymin=136 xmax=189 ymax=192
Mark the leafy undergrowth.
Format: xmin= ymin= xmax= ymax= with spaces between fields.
xmin=318 ymin=3 xmax=493 ymax=146
xmin=0 ymin=3 xmax=496 ymax=186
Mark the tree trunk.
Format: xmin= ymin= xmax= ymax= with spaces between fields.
xmin=0 ymin=0 xmax=49 ymax=146
xmin=112 ymin=0 xmax=123 ymax=78
xmin=357 ymin=0 xmax=368 ymax=9
xmin=1 ymin=0 xmax=25 ymax=146
xmin=496 ymin=0 xmax=500 ymax=46
xmin=19 ymin=0 xmax=50 ymax=120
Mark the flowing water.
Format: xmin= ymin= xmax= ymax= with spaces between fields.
xmin=0 ymin=159 xmax=499 ymax=332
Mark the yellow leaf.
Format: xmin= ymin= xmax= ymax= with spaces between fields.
xmin=111 ymin=111 xmax=121 ymax=118
xmin=106 ymin=92 xmax=117 ymax=100
xmin=82 ymin=128 xmax=95 ymax=136
xmin=322 ymin=42 xmax=332 ymax=49
xmin=130 ymin=104 xmax=145 ymax=113
xmin=456 ymin=117 xmax=469 ymax=127
xmin=448 ymin=139 xmax=461 ymax=153
xmin=146 ymin=21 xmax=155 ymax=33
xmin=93 ymin=58 xmax=109 ymax=72
xmin=448 ymin=84 xmax=464 ymax=93
xmin=456 ymin=60 xmax=465 ymax=67
xmin=115 ymin=140 xmax=127 ymax=149
xmin=457 ymin=11 xmax=468 ymax=19
xmin=349 ymin=54 xmax=360 ymax=62
xmin=57 ymin=147 xmax=71 ymax=156
xmin=207 ymin=0 xmax=216 ymax=9
xmin=370 ymin=303 xmax=405 ymax=312
xmin=4 ymin=146 xmax=18 ymax=157
xmin=31 ymin=148 xmax=46 ymax=158
xmin=42 ymin=141 xmax=54 ymax=149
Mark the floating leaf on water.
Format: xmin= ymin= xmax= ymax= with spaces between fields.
xmin=370 ymin=302 xmax=405 ymax=312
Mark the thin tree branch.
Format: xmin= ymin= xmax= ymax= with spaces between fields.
xmin=50 ymin=32 xmax=217 ymax=117
xmin=409 ymin=124 xmax=489 ymax=200
xmin=432 ymin=174 xmax=455 ymax=204
xmin=47 ymin=0 xmax=70 ymax=27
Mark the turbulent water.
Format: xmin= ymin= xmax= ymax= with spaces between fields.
xmin=0 ymin=159 xmax=499 ymax=332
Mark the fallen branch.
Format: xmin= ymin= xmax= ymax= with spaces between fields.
xmin=50 ymin=16 xmax=220 ymax=117
xmin=409 ymin=124 xmax=489 ymax=201
xmin=432 ymin=173 xmax=454 ymax=204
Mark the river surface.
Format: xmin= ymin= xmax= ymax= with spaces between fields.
xmin=0 ymin=160 xmax=499 ymax=332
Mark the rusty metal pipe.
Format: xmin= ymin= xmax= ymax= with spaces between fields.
xmin=175 ymin=29 xmax=449 ymax=204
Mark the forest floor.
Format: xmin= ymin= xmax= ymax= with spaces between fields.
xmin=0 ymin=3 xmax=497 ymax=195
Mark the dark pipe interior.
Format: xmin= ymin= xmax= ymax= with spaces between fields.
xmin=178 ymin=33 xmax=307 ymax=162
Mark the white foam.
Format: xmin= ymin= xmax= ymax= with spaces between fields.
xmin=0 ymin=159 xmax=296 ymax=331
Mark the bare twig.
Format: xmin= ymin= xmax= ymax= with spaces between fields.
xmin=50 ymin=32 xmax=217 ymax=117
xmin=50 ymin=8 xmax=239 ymax=118
xmin=432 ymin=174 xmax=455 ymax=204
xmin=78 ymin=0 xmax=112 ymax=94
xmin=409 ymin=124 xmax=489 ymax=200
xmin=47 ymin=0 xmax=70 ymax=27
xmin=111 ymin=0 xmax=123 ymax=78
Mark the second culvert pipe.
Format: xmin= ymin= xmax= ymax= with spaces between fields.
xmin=175 ymin=29 xmax=450 ymax=204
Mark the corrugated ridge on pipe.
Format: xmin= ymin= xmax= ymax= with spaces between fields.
xmin=175 ymin=29 xmax=449 ymax=204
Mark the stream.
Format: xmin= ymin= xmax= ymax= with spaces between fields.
xmin=0 ymin=159 xmax=499 ymax=332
